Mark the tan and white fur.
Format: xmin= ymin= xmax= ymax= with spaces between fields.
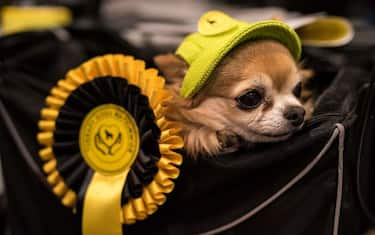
xmin=155 ymin=40 xmax=308 ymax=158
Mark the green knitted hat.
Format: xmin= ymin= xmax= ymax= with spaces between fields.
xmin=176 ymin=11 xmax=302 ymax=98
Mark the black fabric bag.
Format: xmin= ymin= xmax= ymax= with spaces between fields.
xmin=356 ymin=49 xmax=375 ymax=229
xmin=1 ymin=28 xmax=375 ymax=235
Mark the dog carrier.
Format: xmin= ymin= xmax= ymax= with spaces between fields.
xmin=1 ymin=25 xmax=375 ymax=235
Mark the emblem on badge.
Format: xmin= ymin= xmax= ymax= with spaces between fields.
xmin=95 ymin=125 xmax=122 ymax=156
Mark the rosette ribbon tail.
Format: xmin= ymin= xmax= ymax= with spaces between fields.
xmin=82 ymin=171 xmax=129 ymax=235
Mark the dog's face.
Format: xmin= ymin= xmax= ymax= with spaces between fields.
xmin=197 ymin=40 xmax=305 ymax=143
xmin=155 ymin=40 xmax=305 ymax=156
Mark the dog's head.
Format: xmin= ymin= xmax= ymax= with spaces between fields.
xmin=155 ymin=40 xmax=305 ymax=145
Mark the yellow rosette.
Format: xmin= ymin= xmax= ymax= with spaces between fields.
xmin=37 ymin=54 xmax=184 ymax=235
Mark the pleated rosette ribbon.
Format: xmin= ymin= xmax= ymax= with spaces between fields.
xmin=37 ymin=54 xmax=184 ymax=235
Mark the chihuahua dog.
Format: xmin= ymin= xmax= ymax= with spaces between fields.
xmin=155 ymin=40 xmax=307 ymax=158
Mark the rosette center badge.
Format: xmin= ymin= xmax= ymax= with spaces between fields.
xmin=80 ymin=104 xmax=139 ymax=175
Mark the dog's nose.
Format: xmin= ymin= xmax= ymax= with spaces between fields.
xmin=284 ymin=106 xmax=305 ymax=127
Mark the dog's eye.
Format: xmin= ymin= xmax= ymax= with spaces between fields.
xmin=236 ymin=90 xmax=263 ymax=110
xmin=293 ymin=82 xmax=302 ymax=98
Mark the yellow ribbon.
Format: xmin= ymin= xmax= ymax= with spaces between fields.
xmin=80 ymin=104 xmax=139 ymax=235
xmin=82 ymin=170 xmax=129 ymax=235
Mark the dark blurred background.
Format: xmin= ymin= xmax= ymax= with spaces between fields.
xmin=224 ymin=0 xmax=375 ymax=22
xmin=2 ymin=0 xmax=374 ymax=58
xmin=1 ymin=0 xmax=374 ymax=22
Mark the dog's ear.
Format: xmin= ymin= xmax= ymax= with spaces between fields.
xmin=154 ymin=54 xmax=188 ymax=89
